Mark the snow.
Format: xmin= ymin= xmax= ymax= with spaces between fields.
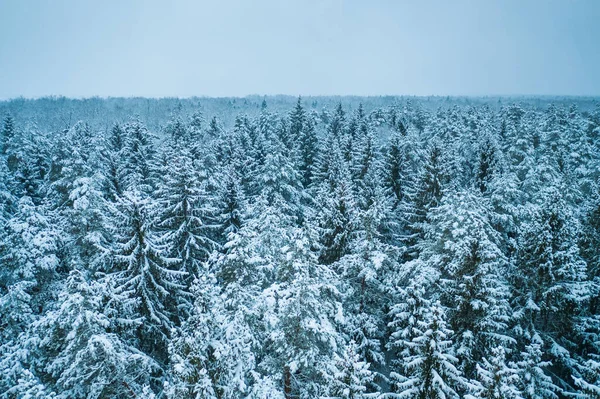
xmin=0 ymin=98 xmax=598 ymax=398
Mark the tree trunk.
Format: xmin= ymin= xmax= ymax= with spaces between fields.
xmin=284 ymin=366 xmax=292 ymax=399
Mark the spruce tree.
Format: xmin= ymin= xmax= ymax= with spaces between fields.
xmin=298 ymin=116 xmax=319 ymax=189
xmin=1 ymin=114 xmax=15 ymax=156
xmin=122 ymin=119 xmax=157 ymax=193
xmin=514 ymin=335 xmax=561 ymax=399
xmin=401 ymin=140 xmax=450 ymax=261
xmin=154 ymin=144 xmax=218 ymax=315
xmin=30 ymin=270 xmax=160 ymax=399
xmin=383 ymin=129 xmax=417 ymax=209
xmin=472 ymin=346 xmax=523 ymax=399
xmin=316 ymin=144 xmax=357 ymax=265
xmin=167 ymin=266 xmax=255 ymax=399
xmin=327 ymin=340 xmax=376 ymax=399
xmin=513 ymin=187 xmax=589 ymax=390
xmin=96 ymin=123 xmax=128 ymax=204
xmin=51 ymin=121 xmax=105 ymax=268
xmin=0 ymin=196 xmax=61 ymax=316
xmin=259 ymin=227 xmax=343 ymax=399
xmin=388 ymin=303 xmax=471 ymax=399
xmin=103 ymin=190 xmax=184 ymax=363
xmin=329 ymin=102 xmax=347 ymax=140
xmin=425 ymin=191 xmax=514 ymax=379
xmin=289 ymin=96 xmax=306 ymax=141
xmin=213 ymin=164 xmax=247 ymax=247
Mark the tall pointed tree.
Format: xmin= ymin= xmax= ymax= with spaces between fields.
xmin=513 ymin=187 xmax=589 ymax=390
xmin=388 ymin=303 xmax=471 ymax=399
xmin=1 ymin=114 xmax=15 ymax=155
xmin=103 ymin=190 xmax=184 ymax=363
xmin=122 ymin=119 xmax=157 ymax=193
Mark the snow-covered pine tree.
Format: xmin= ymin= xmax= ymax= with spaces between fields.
xmin=581 ymin=183 xmax=600 ymax=315
xmin=513 ymin=186 xmax=589 ymax=391
xmin=485 ymin=167 xmax=522 ymax=258
xmin=573 ymin=356 xmax=600 ymax=399
xmin=0 ymin=196 xmax=62 ymax=317
xmin=513 ymin=335 xmax=561 ymax=399
xmin=382 ymin=128 xmax=418 ymax=210
xmin=102 ymin=190 xmax=184 ymax=364
xmin=164 ymin=116 xmax=189 ymax=144
xmin=475 ymin=135 xmax=502 ymax=195
xmin=350 ymin=106 xmax=378 ymax=206
xmin=387 ymin=284 xmax=434 ymax=396
xmin=326 ymin=340 xmax=376 ymax=399
xmin=0 ymin=155 xmax=16 ymax=224
xmin=380 ymin=127 xmax=421 ymax=248
xmin=572 ymin=185 xmax=600 ymax=398
xmin=99 ymin=123 xmax=128 ymax=202
xmin=167 ymin=266 xmax=255 ymax=399
xmin=9 ymin=125 xmax=52 ymax=204
xmin=424 ymin=190 xmax=514 ymax=379
xmin=298 ymin=115 xmax=319 ymax=190
xmin=212 ymin=164 xmax=247 ymax=248
xmin=188 ymin=110 xmax=205 ymax=138
xmin=1 ymin=114 xmax=15 ymax=156
xmin=329 ymin=102 xmax=347 ymax=141
xmin=316 ymin=143 xmax=357 ymax=265
xmin=289 ymin=97 xmax=306 ymax=142
xmin=258 ymin=226 xmax=343 ymax=399
xmin=50 ymin=121 xmax=106 ymax=269
xmin=29 ymin=270 xmax=160 ymax=399
xmin=470 ymin=346 xmax=522 ymax=399
xmin=154 ymin=143 xmax=218 ymax=317
xmin=401 ymin=139 xmax=450 ymax=262
xmin=388 ymin=302 xmax=471 ymax=399
xmin=337 ymin=170 xmax=394 ymax=386
xmin=122 ymin=119 xmax=157 ymax=193
xmin=256 ymin=132 xmax=303 ymax=222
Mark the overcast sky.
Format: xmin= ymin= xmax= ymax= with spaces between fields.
xmin=0 ymin=0 xmax=598 ymax=98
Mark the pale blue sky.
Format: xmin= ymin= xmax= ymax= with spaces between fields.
xmin=0 ymin=0 xmax=598 ymax=98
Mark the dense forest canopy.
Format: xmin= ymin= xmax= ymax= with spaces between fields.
xmin=0 ymin=96 xmax=599 ymax=398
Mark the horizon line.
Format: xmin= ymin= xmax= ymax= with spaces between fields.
xmin=1 ymin=94 xmax=600 ymax=102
